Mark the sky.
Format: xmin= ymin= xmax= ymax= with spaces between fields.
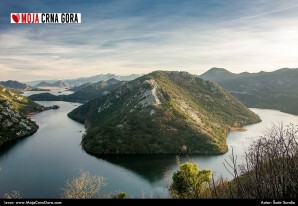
xmin=0 ymin=0 xmax=297 ymax=81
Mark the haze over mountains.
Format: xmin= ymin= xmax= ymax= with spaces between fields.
xmin=29 ymin=79 xmax=125 ymax=103
xmin=26 ymin=73 xmax=141 ymax=87
xmin=35 ymin=80 xmax=70 ymax=88
xmin=0 ymin=80 xmax=40 ymax=91
xmin=68 ymin=71 xmax=261 ymax=155
xmin=200 ymin=67 xmax=298 ymax=115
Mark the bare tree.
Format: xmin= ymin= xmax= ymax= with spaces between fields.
xmin=212 ymin=123 xmax=298 ymax=199
xmin=62 ymin=171 xmax=105 ymax=199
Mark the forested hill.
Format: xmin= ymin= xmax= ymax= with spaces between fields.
xmin=200 ymin=68 xmax=298 ymax=115
xmin=68 ymin=71 xmax=261 ymax=155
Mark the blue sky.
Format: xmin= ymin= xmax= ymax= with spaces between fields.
xmin=0 ymin=0 xmax=297 ymax=81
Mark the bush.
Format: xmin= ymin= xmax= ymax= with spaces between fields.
xmin=212 ymin=123 xmax=298 ymax=199
xmin=62 ymin=171 xmax=105 ymax=199
xmin=170 ymin=161 xmax=212 ymax=198
xmin=3 ymin=191 xmax=22 ymax=199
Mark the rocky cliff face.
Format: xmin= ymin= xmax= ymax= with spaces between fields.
xmin=0 ymin=100 xmax=38 ymax=146
xmin=0 ymin=85 xmax=53 ymax=147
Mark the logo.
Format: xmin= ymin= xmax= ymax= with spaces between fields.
xmin=11 ymin=13 xmax=20 ymax=23
xmin=11 ymin=13 xmax=81 ymax=24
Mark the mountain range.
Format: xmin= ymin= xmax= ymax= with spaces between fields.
xmin=29 ymin=78 xmax=125 ymax=103
xmin=68 ymin=71 xmax=261 ymax=155
xmin=200 ymin=67 xmax=298 ymax=115
xmin=0 ymin=80 xmax=50 ymax=92
xmin=26 ymin=73 xmax=141 ymax=87
xmin=35 ymin=80 xmax=70 ymax=88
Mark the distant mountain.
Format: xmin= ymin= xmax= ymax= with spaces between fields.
xmin=65 ymin=74 xmax=140 ymax=86
xmin=70 ymin=82 xmax=93 ymax=92
xmin=35 ymin=81 xmax=53 ymax=87
xmin=0 ymin=80 xmax=34 ymax=90
xmin=199 ymin=67 xmax=236 ymax=82
xmin=68 ymin=71 xmax=261 ymax=155
xmin=29 ymin=79 xmax=125 ymax=103
xmin=200 ymin=68 xmax=298 ymax=115
xmin=26 ymin=74 xmax=141 ymax=87
xmin=51 ymin=80 xmax=69 ymax=88
xmin=0 ymin=86 xmax=50 ymax=146
xmin=35 ymin=80 xmax=69 ymax=88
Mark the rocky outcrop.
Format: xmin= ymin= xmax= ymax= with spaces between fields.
xmin=0 ymin=100 xmax=38 ymax=146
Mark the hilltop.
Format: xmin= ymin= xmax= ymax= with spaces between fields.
xmin=68 ymin=71 xmax=261 ymax=155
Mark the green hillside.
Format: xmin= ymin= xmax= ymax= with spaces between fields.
xmin=0 ymin=86 xmax=44 ymax=146
xmin=68 ymin=71 xmax=261 ymax=155
xmin=200 ymin=68 xmax=298 ymax=115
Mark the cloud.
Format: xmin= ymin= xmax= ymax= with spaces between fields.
xmin=0 ymin=0 xmax=297 ymax=81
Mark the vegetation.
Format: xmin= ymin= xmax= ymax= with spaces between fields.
xmin=0 ymin=86 xmax=47 ymax=146
xmin=3 ymin=124 xmax=296 ymax=199
xmin=68 ymin=71 xmax=261 ymax=155
xmin=200 ymin=67 xmax=298 ymax=115
xmin=170 ymin=161 xmax=212 ymax=198
xmin=0 ymin=85 xmax=46 ymax=114
xmin=61 ymin=171 xmax=126 ymax=199
xmin=213 ymin=124 xmax=298 ymax=199
xmin=167 ymin=123 xmax=298 ymax=199
xmin=62 ymin=171 xmax=106 ymax=199
xmin=210 ymin=123 xmax=298 ymax=199
xmin=3 ymin=191 xmax=22 ymax=199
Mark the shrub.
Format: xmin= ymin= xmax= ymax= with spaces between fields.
xmin=212 ymin=123 xmax=298 ymax=199
xmin=61 ymin=171 xmax=105 ymax=199
xmin=170 ymin=162 xmax=212 ymax=198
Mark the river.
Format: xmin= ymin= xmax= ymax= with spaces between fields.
xmin=0 ymin=90 xmax=297 ymax=198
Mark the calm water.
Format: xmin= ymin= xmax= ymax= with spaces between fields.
xmin=0 ymin=91 xmax=298 ymax=198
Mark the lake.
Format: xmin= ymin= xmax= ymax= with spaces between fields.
xmin=0 ymin=91 xmax=298 ymax=198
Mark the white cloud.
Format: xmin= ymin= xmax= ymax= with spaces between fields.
xmin=0 ymin=1 xmax=297 ymax=81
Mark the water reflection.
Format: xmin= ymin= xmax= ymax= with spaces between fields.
xmin=98 ymin=155 xmax=177 ymax=182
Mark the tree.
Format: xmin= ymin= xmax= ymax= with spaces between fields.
xmin=62 ymin=171 xmax=105 ymax=199
xmin=213 ymin=123 xmax=298 ymax=199
xmin=3 ymin=191 xmax=22 ymax=199
xmin=170 ymin=162 xmax=212 ymax=198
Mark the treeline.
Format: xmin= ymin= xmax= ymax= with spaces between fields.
xmin=170 ymin=123 xmax=298 ymax=199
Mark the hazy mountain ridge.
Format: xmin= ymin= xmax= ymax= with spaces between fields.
xmin=0 ymin=80 xmax=48 ymax=91
xmin=35 ymin=80 xmax=69 ymax=88
xmin=70 ymin=82 xmax=93 ymax=92
xmin=200 ymin=68 xmax=298 ymax=115
xmin=26 ymin=74 xmax=141 ymax=87
xmin=29 ymin=79 xmax=125 ymax=103
xmin=68 ymin=71 xmax=261 ymax=155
